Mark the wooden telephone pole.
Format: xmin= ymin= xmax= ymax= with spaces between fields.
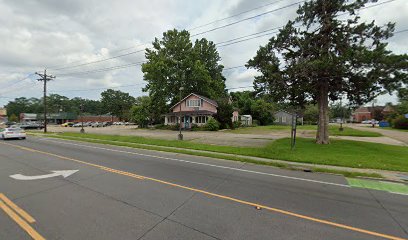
xmin=35 ymin=69 xmax=55 ymax=133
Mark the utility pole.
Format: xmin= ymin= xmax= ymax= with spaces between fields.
xmin=35 ymin=69 xmax=55 ymax=133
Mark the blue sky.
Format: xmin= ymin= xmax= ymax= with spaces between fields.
xmin=0 ymin=0 xmax=407 ymax=107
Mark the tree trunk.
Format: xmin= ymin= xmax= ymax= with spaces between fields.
xmin=316 ymin=82 xmax=330 ymax=144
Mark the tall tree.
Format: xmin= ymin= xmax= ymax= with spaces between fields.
xmin=142 ymin=29 xmax=227 ymax=117
xmin=247 ymin=0 xmax=408 ymax=144
xmin=5 ymin=97 xmax=42 ymax=119
xmin=130 ymin=96 xmax=152 ymax=128
xmin=101 ymin=89 xmax=136 ymax=121
xmin=329 ymin=102 xmax=351 ymax=119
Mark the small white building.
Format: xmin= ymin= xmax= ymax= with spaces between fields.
xmin=231 ymin=110 xmax=252 ymax=126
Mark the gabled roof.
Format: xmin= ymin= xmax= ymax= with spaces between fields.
xmin=170 ymin=93 xmax=218 ymax=110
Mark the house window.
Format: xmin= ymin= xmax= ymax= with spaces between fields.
xmin=187 ymin=99 xmax=201 ymax=107
xmin=282 ymin=116 xmax=286 ymax=123
xmin=196 ymin=116 xmax=207 ymax=124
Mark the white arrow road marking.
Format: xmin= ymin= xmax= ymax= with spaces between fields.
xmin=10 ymin=170 xmax=78 ymax=180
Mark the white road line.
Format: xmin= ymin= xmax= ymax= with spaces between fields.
xmin=37 ymin=137 xmax=350 ymax=188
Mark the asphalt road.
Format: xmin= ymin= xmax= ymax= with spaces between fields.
xmin=0 ymin=137 xmax=407 ymax=240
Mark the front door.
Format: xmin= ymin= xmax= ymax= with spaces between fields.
xmin=184 ymin=115 xmax=190 ymax=129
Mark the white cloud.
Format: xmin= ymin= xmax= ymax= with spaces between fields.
xmin=0 ymin=0 xmax=406 ymax=107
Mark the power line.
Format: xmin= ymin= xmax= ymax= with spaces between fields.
xmin=226 ymin=85 xmax=253 ymax=91
xmin=49 ymin=83 xmax=145 ymax=93
xmin=48 ymin=43 xmax=149 ymax=70
xmin=224 ymin=65 xmax=246 ymax=71
xmin=57 ymin=61 xmax=146 ymax=76
xmin=47 ymin=1 xmax=302 ymax=73
xmin=47 ymin=0 xmax=398 ymax=75
xmin=190 ymin=1 xmax=305 ymax=37
xmin=394 ymin=28 xmax=408 ymax=34
xmin=53 ymin=49 xmax=146 ymax=71
xmin=188 ymin=0 xmax=287 ymax=31
xmin=0 ymin=74 xmax=34 ymax=89
xmin=216 ymin=0 xmax=401 ymax=48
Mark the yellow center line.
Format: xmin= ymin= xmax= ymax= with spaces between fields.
xmin=0 ymin=193 xmax=36 ymax=223
xmin=0 ymin=200 xmax=45 ymax=240
xmin=1 ymin=141 xmax=406 ymax=240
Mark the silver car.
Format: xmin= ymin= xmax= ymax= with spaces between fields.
xmin=0 ymin=127 xmax=27 ymax=140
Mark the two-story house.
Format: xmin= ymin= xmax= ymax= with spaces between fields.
xmin=164 ymin=93 xmax=218 ymax=129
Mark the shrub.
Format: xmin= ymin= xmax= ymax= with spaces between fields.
xmin=154 ymin=124 xmax=179 ymax=130
xmin=233 ymin=120 xmax=241 ymax=129
xmin=191 ymin=124 xmax=205 ymax=131
xmin=205 ymin=118 xmax=220 ymax=131
xmin=393 ymin=115 xmax=408 ymax=129
xmin=252 ymin=119 xmax=260 ymax=127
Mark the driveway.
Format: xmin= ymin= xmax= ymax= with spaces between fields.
xmin=347 ymin=124 xmax=408 ymax=146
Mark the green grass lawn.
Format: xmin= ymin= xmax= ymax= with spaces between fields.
xmin=43 ymin=132 xmax=407 ymax=172
xmin=229 ymin=125 xmax=382 ymax=137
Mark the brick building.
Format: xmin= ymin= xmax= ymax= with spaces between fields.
xmin=352 ymin=105 xmax=394 ymax=122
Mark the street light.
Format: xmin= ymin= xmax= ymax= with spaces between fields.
xmin=178 ymin=86 xmax=184 ymax=140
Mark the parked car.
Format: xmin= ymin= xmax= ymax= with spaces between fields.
xmin=73 ymin=122 xmax=83 ymax=127
xmin=0 ymin=127 xmax=26 ymax=140
xmin=91 ymin=122 xmax=103 ymax=128
xmin=5 ymin=121 xmax=16 ymax=127
xmin=361 ymin=120 xmax=379 ymax=124
xmin=61 ymin=122 xmax=75 ymax=127
xmin=101 ymin=122 xmax=111 ymax=127
xmin=18 ymin=122 xmax=44 ymax=130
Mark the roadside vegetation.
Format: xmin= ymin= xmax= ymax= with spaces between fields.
xmin=34 ymin=132 xmax=407 ymax=173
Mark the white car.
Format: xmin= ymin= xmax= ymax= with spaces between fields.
xmin=0 ymin=127 xmax=26 ymax=140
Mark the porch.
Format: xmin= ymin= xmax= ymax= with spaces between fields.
xmin=164 ymin=110 xmax=214 ymax=129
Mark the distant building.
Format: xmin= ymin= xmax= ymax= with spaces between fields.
xmin=231 ymin=110 xmax=252 ymax=126
xmin=20 ymin=112 xmax=119 ymax=124
xmin=352 ymin=105 xmax=394 ymax=122
xmin=0 ymin=108 xmax=7 ymax=123
xmin=274 ymin=110 xmax=303 ymax=125
xmin=240 ymin=115 xmax=253 ymax=126
xmin=20 ymin=113 xmax=38 ymax=122
xmin=164 ymin=93 xmax=218 ymax=129
xmin=21 ymin=112 xmax=77 ymax=124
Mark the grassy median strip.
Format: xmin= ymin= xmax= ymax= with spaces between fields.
xmin=28 ymin=132 xmax=408 ymax=178
xmin=229 ymin=125 xmax=382 ymax=137
xmin=53 ymin=132 xmax=407 ymax=172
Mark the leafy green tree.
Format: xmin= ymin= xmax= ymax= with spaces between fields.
xmin=130 ymin=96 xmax=152 ymax=128
xmin=9 ymin=113 xmax=18 ymax=122
xmin=214 ymin=97 xmax=233 ymax=129
xmin=230 ymin=91 xmax=275 ymax=126
xmin=250 ymin=99 xmax=275 ymax=125
xmin=303 ymin=104 xmax=319 ymax=124
xmin=329 ymin=102 xmax=351 ymax=120
xmin=47 ymin=94 xmax=72 ymax=113
xmin=5 ymin=97 xmax=42 ymax=118
xmin=101 ymin=89 xmax=136 ymax=121
xmin=230 ymin=91 xmax=255 ymax=115
xmin=142 ymin=29 xmax=227 ymax=118
xmin=70 ymin=97 xmax=103 ymax=115
xmin=247 ymin=0 xmax=408 ymax=144
xmin=397 ymin=88 xmax=408 ymax=102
